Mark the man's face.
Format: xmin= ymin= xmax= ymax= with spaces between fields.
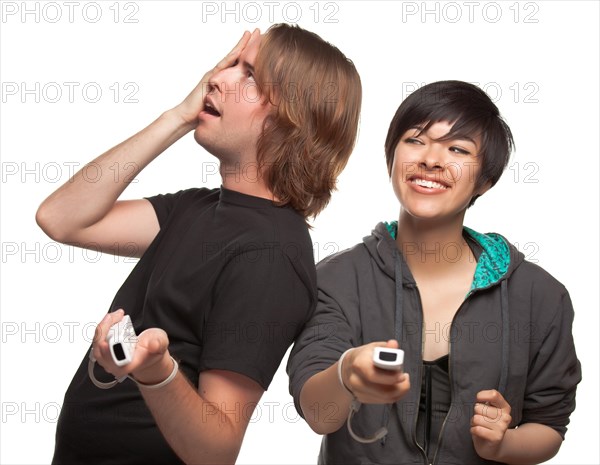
xmin=194 ymin=31 xmax=272 ymax=166
xmin=391 ymin=120 xmax=490 ymax=221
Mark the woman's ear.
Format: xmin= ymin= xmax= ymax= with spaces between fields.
xmin=477 ymin=179 xmax=493 ymax=197
xmin=468 ymin=180 xmax=493 ymax=208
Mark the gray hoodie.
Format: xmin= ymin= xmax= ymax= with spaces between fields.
xmin=288 ymin=222 xmax=581 ymax=465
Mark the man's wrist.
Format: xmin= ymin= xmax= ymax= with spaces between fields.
xmin=132 ymin=351 xmax=174 ymax=385
xmin=162 ymin=107 xmax=197 ymax=135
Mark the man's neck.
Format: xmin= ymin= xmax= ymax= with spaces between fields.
xmin=220 ymin=161 xmax=277 ymax=201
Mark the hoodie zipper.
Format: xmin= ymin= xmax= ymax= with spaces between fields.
xmin=429 ymin=293 xmax=471 ymax=465
xmin=430 ymin=281 xmax=506 ymax=465
xmin=412 ymin=286 xmax=432 ymax=465
xmin=430 ymin=317 xmax=456 ymax=465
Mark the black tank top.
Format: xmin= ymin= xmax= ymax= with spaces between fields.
xmin=416 ymin=355 xmax=451 ymax=462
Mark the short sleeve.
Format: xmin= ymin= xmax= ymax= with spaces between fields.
xmin=287 ymin=260 xmax=357 ymax=418
xmin=145 ymin=188 xmax=217 ymax=228
xmin=199 ymin=248 xmax=314 ymax=390
xmin=521 ymin=291 xmax=582 ymax=438
xmin=145 ymin=189 xmax=189 ymax=228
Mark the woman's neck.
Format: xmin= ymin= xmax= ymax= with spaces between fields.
xmin=396 ymin=210 xmax=473 ymax=273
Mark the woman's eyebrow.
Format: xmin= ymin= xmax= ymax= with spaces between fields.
xmin=433 ymin=134 xmax=479 ymax=149
xmin=444 ymin=134 xmax=476 ymax=142
xmin=406 ymin=127 xmax=477 ymax=145
xmin=451 ymin=135 xmax=477 ymax=144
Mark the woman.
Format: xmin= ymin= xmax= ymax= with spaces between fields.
xmin=288 ymin=81 xmax=581 ymax=464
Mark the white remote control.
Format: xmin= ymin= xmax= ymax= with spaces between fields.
xmin=373 ymin=347 xmax=404 ymax=371
xmin=107 ymin=314 xmax=137 ymax=366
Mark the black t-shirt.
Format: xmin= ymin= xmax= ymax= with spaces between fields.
xmin=53 ymin=187 xmax=316 ymax=464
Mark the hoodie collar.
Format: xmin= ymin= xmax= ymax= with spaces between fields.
xmin=371 ymin=221 xmax=520 ymax=292
xmin=463 ymin=226 xmax=511 ymax=293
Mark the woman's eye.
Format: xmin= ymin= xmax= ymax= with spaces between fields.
xmin=247 ymin=70 xmax=255 ymax=80
xmin=230 ymin=59 xmax=239 ymax=68
xmin=450 ymin=146 xmax=470 ymax=155
xmin=405 ymin=137 xmax=422 ymax=145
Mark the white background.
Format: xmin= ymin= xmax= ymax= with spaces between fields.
xmin=1 ymin=1 xmax=598 ymax=463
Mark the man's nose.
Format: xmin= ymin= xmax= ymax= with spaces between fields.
xmin=208 ymin=67 xmax=239 ymax=95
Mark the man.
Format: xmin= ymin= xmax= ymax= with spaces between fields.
xmin=36 ymin=25 xmax=361 ymax=464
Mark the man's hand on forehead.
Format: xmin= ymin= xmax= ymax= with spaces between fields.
xmin=171 ymin=29 xmax=259 ymax=128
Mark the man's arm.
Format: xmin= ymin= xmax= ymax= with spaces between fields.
xmin=94 ymin=309 xmax=264 ymax=464
xmin=36 ymin=32 xmax=252 ymax=257
xmin=142 ymin=367 xmax=264 ymax=464
xmin=35 ymin=111 xmax=190 ymax=256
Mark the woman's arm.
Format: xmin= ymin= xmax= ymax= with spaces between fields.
xmin=496 ymin=423 xmax=562 ymax=465
xmin=300 ymin=340 xmax=410 ymax=435
xmin=471 ymin=389 xmax=562 ymax=464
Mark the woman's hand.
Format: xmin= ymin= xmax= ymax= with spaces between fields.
xmin=340 ymin=339 xmax=410 ymax=404
xmin=471 ymin=389 xmax=513 ymax=461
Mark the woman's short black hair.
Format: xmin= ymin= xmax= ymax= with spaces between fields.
xmin=384 ymin=80 xmax=514 ymax=206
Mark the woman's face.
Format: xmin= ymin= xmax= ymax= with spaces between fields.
xmin=391 ymin=120 xmax=490 ymax=222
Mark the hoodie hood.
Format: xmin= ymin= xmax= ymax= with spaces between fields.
xmin=361 ymin=222 xmax=414 ymax=284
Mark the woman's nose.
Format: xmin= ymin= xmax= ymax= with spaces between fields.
xmin=419 ymin=145 xmax=443 ymax=170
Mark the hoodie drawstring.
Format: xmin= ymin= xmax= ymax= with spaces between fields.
xmin=380 ymin=250 xmax=405 ymax=446
xmin=394 ymin=249 xmax=405 ymax=343
xmin=498 ymin=279 xmax=509 ymax=394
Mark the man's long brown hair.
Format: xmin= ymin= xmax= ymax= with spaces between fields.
xmin=254 ymin=24 xmax=362 ymax=220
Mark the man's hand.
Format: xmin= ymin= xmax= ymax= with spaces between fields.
xmin=341 ymin=339 xmax=410 ymax=404
xmin=92 ymin=309 xmax=265 ymax=464
xmin=471 ymin=389 xmax=513 ymax=461
xmin=92 ymin=309 xmax=173 ymax=385
xmin=173 ymin=29 xmax=257 ymax=128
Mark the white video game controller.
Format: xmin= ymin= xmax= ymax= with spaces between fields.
xmin=107 ymin=314 xmax=137 ymax=367
xmin=373 ymin=347 xmax=404 ymax=371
